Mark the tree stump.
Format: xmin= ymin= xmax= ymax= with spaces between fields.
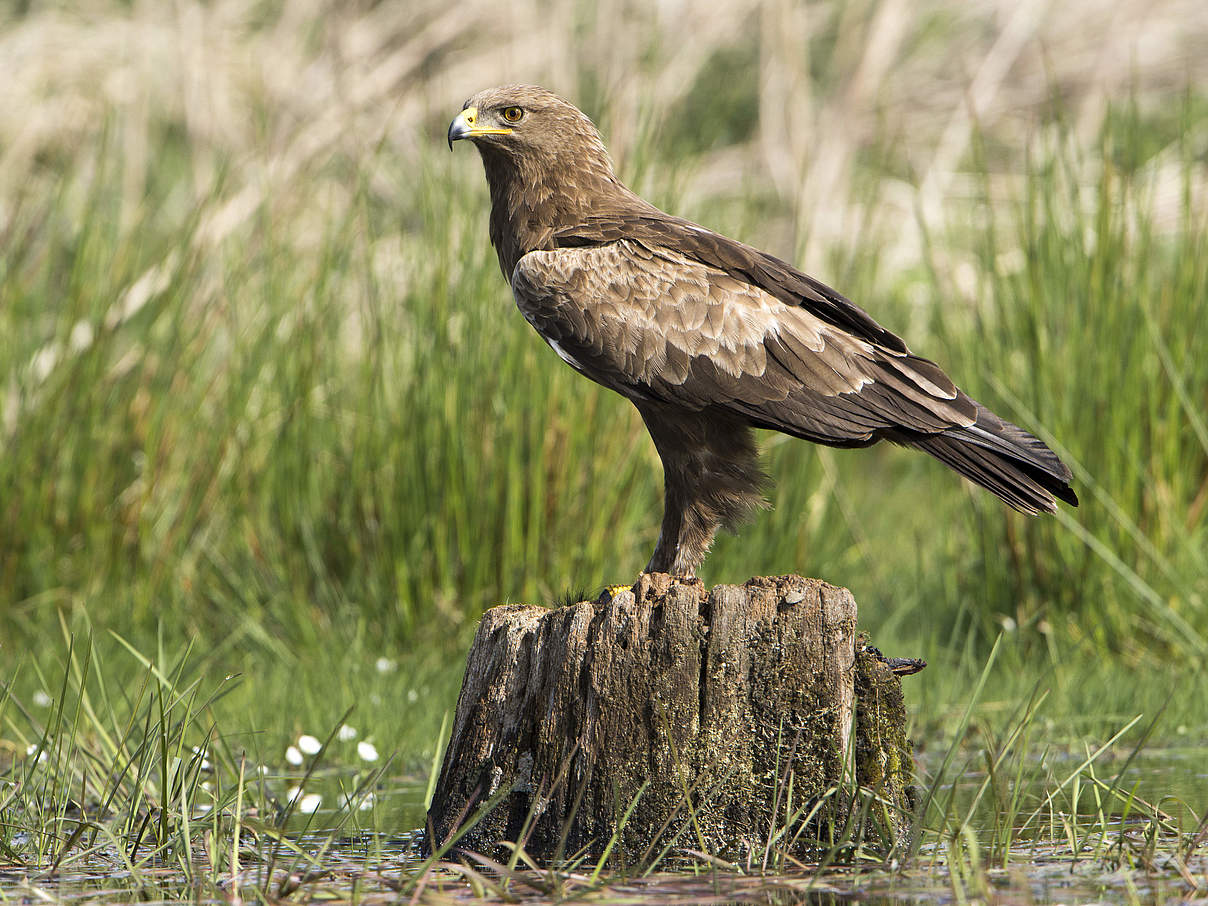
xmin=425 ymin=574 xmax=916 ymax=865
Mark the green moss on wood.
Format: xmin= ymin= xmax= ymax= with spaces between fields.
xmin=854 ymin=634 xmax=918 ymax=845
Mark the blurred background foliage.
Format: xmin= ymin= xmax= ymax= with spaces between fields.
xmin=1 ymin=0 xmax=1206 ymax=762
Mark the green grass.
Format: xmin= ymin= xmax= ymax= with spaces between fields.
xmin=1 ymin=631 xmax=1203 ymax=903
xmin=3 ymin=98 xmax=1205 ymax=729
xmin=2 ymin=108 xmax=1205 ymax=891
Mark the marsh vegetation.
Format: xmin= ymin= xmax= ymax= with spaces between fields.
xmin=1 ymin=0 xmax=1205 ymax=901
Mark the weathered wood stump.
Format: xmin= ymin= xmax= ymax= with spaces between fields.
xmin=426 ymin=574 xmax=916 ymax=865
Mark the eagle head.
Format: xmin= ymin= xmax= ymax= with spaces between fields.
xmin=448 ymin=85 xmax=629 ymax=277
xmin=448 ymin=85 xmax=614 ymax=175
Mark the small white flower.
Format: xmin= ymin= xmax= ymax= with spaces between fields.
xmin=191 ymin=746 xmax=212 ymax=771
xmin=358 ymin=792 xmax=376 ymax=812
xmin=356 ymin=741 xmax=379 ymax=762
xmin=374 ymin=657 xmax=396 ymax=674
xmin=406 ymin=688 xmax=419 ymax=704
xmin=297 ymin=734 xmax=322 ymax=755
xmin=285 ymin=746 xmax=304 ymax=766
xmin=32 ymin=690 xmax=52 ymax=708
xmin=26 ymin=743 xmax=49 ymax=764
xmin=337 ymin=724 xmax=358 ymax=741
xmin=258 ymin=764 xmax=270 ymax=775
xmin=201 ymin=781 xmax=212 ymax=792
xmin=297 ymin=793 xmax=322 ymax=813
xmin=286 ymin=785 xmax=302 ymax=803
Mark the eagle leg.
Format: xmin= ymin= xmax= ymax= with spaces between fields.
xmin=636 ymin=402 xmax=768 ymax=578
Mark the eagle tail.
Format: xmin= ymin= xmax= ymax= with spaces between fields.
xmin=900 ymin=404 xmax=1078 ymax=514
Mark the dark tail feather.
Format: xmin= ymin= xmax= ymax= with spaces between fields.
xmin=900 ymin=405 xmax=1078 ymax=514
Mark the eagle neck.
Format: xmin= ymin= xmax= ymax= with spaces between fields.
xmin=478 ymin=145 xmax=627 ymax=278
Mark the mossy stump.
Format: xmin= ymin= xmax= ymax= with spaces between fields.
xmin=425 ymin=574 xmax=916 ymax=865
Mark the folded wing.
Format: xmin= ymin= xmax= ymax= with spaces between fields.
xmin=514 ymin=240 xmax=973 ymax=442
xmin=512 ymin=238 xmax=1076 ymax=514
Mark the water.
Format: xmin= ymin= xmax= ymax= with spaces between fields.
xmin=3 ymin=747 xmax=1204 ymax=905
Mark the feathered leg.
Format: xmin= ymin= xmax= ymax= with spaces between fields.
xmin=635 ymin=402 xmax=768 ymax=577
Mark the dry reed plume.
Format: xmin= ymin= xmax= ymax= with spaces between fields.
xmin=2 ymin=0 xmax=1204 ymax=260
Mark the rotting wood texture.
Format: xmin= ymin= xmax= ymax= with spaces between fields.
xmin=425 ymin=574 xmax=915 ymax=864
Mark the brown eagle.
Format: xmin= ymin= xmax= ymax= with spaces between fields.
xmin=448 ymin=85 xmax=1077 ymax=577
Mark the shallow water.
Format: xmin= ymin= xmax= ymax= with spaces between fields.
xmin=6 ymin=847 xmax=1205 ymax=906
xmin=3 ymin=746 xmax=1205 ymax=905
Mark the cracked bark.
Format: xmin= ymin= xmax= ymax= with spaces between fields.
xmin=425 ymin=574 xmax=915 ymax=864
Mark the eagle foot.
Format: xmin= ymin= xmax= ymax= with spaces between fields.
xmin=596 ymin=584 xmax=634 ymax=603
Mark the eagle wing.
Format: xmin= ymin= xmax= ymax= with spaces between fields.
xmin=512 ymin=239 xmax=978 ymax=448
xmin=551 ymin=210 xmax=911 ymax=353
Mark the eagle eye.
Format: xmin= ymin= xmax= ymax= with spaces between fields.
xmin=502 ymin=106 xmax=524 ymax=123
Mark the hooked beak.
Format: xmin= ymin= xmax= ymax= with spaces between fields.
xmin=447 ymin=106 xmax=513 ymax=150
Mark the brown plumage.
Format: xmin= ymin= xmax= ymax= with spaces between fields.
xmin=449 ymin=85 xmax=1077 ymax=577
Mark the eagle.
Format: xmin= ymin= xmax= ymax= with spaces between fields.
xmin=448 ymin=85 xmax=1077 ymax=578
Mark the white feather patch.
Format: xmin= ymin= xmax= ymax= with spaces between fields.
xmin=547 ymin=338 xmax=585 ymax=371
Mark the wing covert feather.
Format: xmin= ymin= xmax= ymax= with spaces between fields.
xmin=512 ymin=241 xmax=976 ymax=445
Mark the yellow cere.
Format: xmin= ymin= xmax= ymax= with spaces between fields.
xmin=455 ymin=105 xmax=512 ymax=137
